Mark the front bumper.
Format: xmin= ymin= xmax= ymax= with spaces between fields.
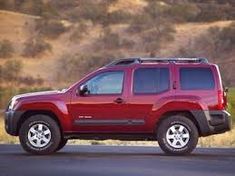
xmin=191 ymin=110 xmax=232 ymax=136
xmin=5 ymin=110 xmax=24 ymax=136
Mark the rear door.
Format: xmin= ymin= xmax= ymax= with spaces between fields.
xmin=125 ymin=64 xmax=174 ymax=132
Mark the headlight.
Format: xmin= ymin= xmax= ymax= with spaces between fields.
xmin=8 ymin=97 xmax=18 ymax=110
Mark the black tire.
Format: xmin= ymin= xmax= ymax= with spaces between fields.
xmin=19 ymin=114 xmax=61 ymax=155
xmin=56 ymin=138 xmax=68 ymax=151
xmin=157 ymin=115 xmax=198 ymax=155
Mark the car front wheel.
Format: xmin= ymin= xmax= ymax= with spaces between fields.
xmin=19 ymin=115 xmax=61 ymax=155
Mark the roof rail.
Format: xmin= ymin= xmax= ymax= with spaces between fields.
xmin=105 ymin=57 xmax=208 ymax=67
xmin=105 ymin=58 xmax=140 ymax=67
xmin=140 ymin=58 xmax=208 ymax=63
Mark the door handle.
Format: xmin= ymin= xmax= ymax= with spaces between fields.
xmin=114 ymin=98 xmax=124 ymax=104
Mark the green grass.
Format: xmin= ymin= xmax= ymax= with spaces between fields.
xmin=228 ymin=87 xmax=235 ymax=121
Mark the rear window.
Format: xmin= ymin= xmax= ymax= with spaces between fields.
xmin=180 ymin=67 xmax=215 ymax=90
xmin=133 ymin=68 xmax=170 ymax=94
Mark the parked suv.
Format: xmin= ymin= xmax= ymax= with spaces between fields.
xmin=5 ymin=58 xmax=231 ymax=155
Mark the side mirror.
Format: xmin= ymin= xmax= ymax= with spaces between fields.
xmin=77 ymin=85 xmax=88 ymax=96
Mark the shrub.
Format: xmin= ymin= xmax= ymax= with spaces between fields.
xmin=100 ymin=29 xmax=121 ymax=49
xmin=23 ymin=37 xmax=52 ymax=57
xmin=127 ymin=14 xmax=153 ymax=33
xmin=68 ymin=1 xmax=108 ymax=24
xmin=1 ymin=60 xmax=22 ymax=83
xmin=97 ymin=28 xmax=135 ymax=50
xmin=69 ymin=22 xmax=89 ymax=42
xmin=15 ymin=0 xmax=44 ymax=16
xmin=194 ymin=3 xmax=235 ymax=22
xmin=103 ymin=10 xmax=132 ymax=26
xmin=18 ymin=75 xmax=44 ymax=86
xmin=0 ymin=40 xmax=14 ymax=58
xmin=177 ymin=22 xmax=235 ymax=59
xmin=165 ymin=3 xmax=200 ymax=22
xmin=55 ymin=53 xmax=117 ymax=84
xmin=36 ymin=19 xmax=67 ymax=39
xmin=141 ymin=24 xmax=175 ymax=52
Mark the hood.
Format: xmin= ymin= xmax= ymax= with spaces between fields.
xmin=14 ymin=90 xmax=64 ymax=100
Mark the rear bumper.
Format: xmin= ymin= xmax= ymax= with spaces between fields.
xmin=191 ymin=110 xmax=232 ymax=136
xmin=5 ymin=110 xmax=24 ymax=136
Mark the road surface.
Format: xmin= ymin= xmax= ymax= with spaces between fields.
xmin=0 ymin=144 xmax=235 ymax=176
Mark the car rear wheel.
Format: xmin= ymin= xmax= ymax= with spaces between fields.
xmin=19 ymin=115 xmax=61 ymax=155
xmin=157 ymin=115 xmax=198 ymax=155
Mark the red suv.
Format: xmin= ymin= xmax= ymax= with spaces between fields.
xmin=5 ymin=58 xmax=231 ymax=155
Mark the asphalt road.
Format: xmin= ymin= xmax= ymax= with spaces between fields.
xmin=0 ymin=145 xmax=235 ymax=176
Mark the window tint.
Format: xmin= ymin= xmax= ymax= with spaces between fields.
xmin=85 ymin=71 xmax=124 ymax=94
xmin=180 ymin=68 xmax=215 ymax=90
xmin=133 ymin=68 xmax=170 ymax=94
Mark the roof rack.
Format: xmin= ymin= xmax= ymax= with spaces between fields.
xmin=105 ymin=57 xmax=208 ymax=67
xmin=140 ymin=58 xmax=208 ymax=63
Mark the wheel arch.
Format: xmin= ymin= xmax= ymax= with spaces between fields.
xmin=156 ymin=110 xmax=202 ymax=136
xmin=17 ymin=110 xmax=63 ymax=136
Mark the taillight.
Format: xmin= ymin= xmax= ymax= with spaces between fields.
xmin=217 ymin=90 xmax=224 ymax=110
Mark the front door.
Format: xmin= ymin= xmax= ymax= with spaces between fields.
xmin=69 ymin=69 xmax=143 ymax=133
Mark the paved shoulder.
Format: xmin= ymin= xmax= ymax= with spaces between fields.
xmin=0 ymin=145 xmax=235 ymax=176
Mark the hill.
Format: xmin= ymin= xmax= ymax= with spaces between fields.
xmin=0 ymin=0 xmax=234 ymax=87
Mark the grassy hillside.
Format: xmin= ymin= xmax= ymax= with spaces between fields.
xmin=0 ymin=10 xmax=233 ymax=86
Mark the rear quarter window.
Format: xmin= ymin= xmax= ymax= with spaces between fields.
xmin=180 ymin=67 xmax=215 ymax=90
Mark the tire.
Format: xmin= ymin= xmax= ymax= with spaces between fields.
xmin=19 ymin=114 xmax=61 ymax=155
xmin=157 ymin=115 xmax=198 ymax=155
xmin=56 ymin=138 xmax=68 ymax=151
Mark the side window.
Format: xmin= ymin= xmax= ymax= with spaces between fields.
xmin=133 ymin=68 xmax=170 ymax=94
xmin=180 ymin=68 xmax=215 ymax=90
xmin=85 ymin=71 xmax=124 ymax=94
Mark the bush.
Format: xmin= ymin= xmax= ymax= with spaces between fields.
xmin=141 ymin=24 xmax=175 ymax=53
xmin=0 ymin=60 xmax=22 ymax=84
xmin=97 ymin=28 xmax=135 ymax=50
xmin=178 ymin=22 xmax=235 ymax=59
xmin=68 ymin=1 xmax=108 ymax=24
xmin=165 ymin=3 xmax=200 ymax=22
xmin=55 ymin=53 xmax=117 ymax=84
xmin=0 ymin=40 xmax=14 ymax=58
xmin=103 ymin=10 xmax=132 ymax=26
xmin=36 ymin=19 xmax=67 ymax=39
xmin=194 ymin=3 xmax=235 ymax=22
xmin=127 ymin=14 xmax=153 ymax=33
xmin=100 ymin=29 xmax=121 ymax=49
xmin=18 ymin=76 xmax=44 ymax=86
xmin=69 ymin=22 xmax=89 ymax=42
xmin=23 ymin=37 xmax=52 ymax=57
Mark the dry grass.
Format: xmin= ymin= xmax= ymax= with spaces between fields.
xmin=0 ymin=117 xmax=18 ymax=144
xmin=0 ymin=9 xmax=234 ymax=86
xmin=199 ymin=128 xmax=235 ymax=147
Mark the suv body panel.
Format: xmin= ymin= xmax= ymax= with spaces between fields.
xmin=5 ymin=58 xmax=232 ymax=139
